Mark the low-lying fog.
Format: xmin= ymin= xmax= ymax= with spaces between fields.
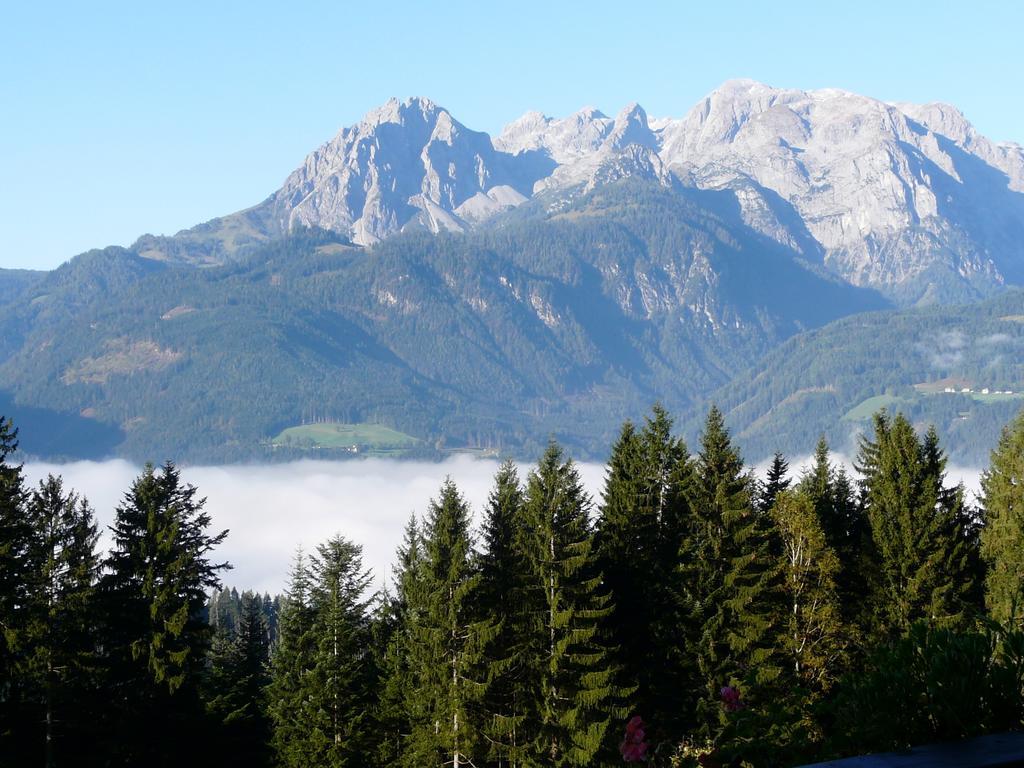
xmin=22 ymin=455 xmax=985 ymax=596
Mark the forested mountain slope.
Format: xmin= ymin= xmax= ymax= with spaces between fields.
xmin=0 ymin=182 xmax=884 ymax=462
xmin=702 ymin=289 xmax=1024 ymax=464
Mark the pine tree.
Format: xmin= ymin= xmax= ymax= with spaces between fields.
xmin=680 ymin=406 xmax=780 ymax=736
xmin=0 ymin=417 xmax=30 ymax=756
xmin=759 ymin=452 xmax=791 ymax=513
xmin=857 ymin=412 xmax=980 ymax=637
xmin=267 ymin=551 xmax=319 ymax=768
xmin=21 ymin=475 xmax=100 ymax=767
xmin=476 ymin=460 xmax=530 ymax=767
xmin=980 ymin=409 xmax=1024 ymax=625
xmin=521 ymin=442 xmax=626 ymax=766
xmin=594 ymin=406 xmax=693 ymax=739
xmin=306 ymin=536 xmax=374 ymax=766
xmin=404 ymin=479 xmax=495 ymax=768
xmin=97 ymin=460 xmax=229 ymax=764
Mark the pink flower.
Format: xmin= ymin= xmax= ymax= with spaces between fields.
xmin=720 ymin=685 xmax=744 ymax=712
xmin=620 ymin=715 xmax=650 ymax=762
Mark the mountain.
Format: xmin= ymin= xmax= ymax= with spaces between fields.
xmin=3 ymin=81 xmax=1024 ymax=463
xmin=134 ymin=81 xmax=1024 ymax=305
xmin=0 ymin=181 xmax=884 ymax=463
xmin=701 ymin=288 xmax=1024 ymax=465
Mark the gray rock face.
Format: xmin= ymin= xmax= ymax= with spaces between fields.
xmin=158 ymin=82 xmax=1024 ymax=304
xmin=265 ymin=97 xmax=552 ymax=245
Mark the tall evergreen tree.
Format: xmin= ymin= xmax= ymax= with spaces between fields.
xmin=680 ymin=406 xmax=780 ymax=736
xmin=21 ymin=475 xmax=100 ymax=768
xmin=374 ymin=514 xmax=424 ymax=766
xmin=267 ymin=551 xmax=317 ymax=767
xmin=0 ymin=417 xmax=30 ymax=756
xmin=759 ymin=452 xmax=791 ymax=513
xmin=521 ymin=442 xmax=627 ymax=766
xmin=97 ymin=461 xmax=229 ymax=765
xmin=594 ymin=406 xmax=693 ymax=739
xmin=204 ymin=590 xmax=272 ymax=766
xmin=305 ymin=536 xmax=374 ymax=766
xmin=856 ymin=413 xmax=979 ymax=637
xmin=980 ymin=409 xmax=1024 ymax=625
xmin=477 ymin=460 xmax=530 ymax=767
xmin=404 ymin=480 xmax=495 ymax=768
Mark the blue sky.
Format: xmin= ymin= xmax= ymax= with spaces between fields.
xmin=2 ymin=0 xmax=1022 ymax=270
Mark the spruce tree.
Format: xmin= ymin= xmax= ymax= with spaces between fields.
xmin=21 ymin=475 xmax=100 ymax=767
xmin=980 ymin=409 xmax=1024 ymax=624
xmin=374 ymin=514 xmax=424 ymax=766
xmin=594 ymin=406 xmax=693 ymax=739
xmin=306 ymin=536 xmax=374 ymax=766
xmin=680 ymin=406 xmax=779 ymax=736
xmin=797 ymin=437 xmax=869 ymax=634
xmin=97 ymin=461 xmax=229 ymax=765
xmin=759 ymin=452 xmax=791 ymax=513
xmin=204 ymin=591 xmax=272 ymax=766
xmin=0 ymin=417 xmax=30 ymax=756
xmin=267 ymin=551 xmax=318 ymax=768
xmin=476 ymin=460 xmax=530 ymax=767
xmin=404 ymin=480 xmax=495 ymax=768
xmin=857 ymin=412 xmax=979 ymax=637
xmin=521 ymin=442 xmax=626 ymax=766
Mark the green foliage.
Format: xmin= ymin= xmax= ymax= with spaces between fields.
xmin=403 ymin=480 xmax=495 ymax=767
xmin=829 ymin=621 xmax=1024 ymax=756
xmin=520 ymin=442 xmax=628 ymax=766
xmin=681 ymin=406 xmax=780 ymax=736
xmin=981 ymin=408 xmax=1024 ymax=624
xmin=476 ymin=460 xmax=532 ymax=766
xmin=857 ymin=413 xmax=981 ymax=637
xmin=594 ymin=405 xmax=694 ymax=739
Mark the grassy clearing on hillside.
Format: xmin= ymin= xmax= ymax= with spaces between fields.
xmin=842 ymin=394 xmax=908 ymax=421
xmin=272 ymin=422 xmax=420 ymax=453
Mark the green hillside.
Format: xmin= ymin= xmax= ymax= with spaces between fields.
xmin=702 ymin=289 xmax=1024 ymax=464
xmin=0 ymin=180 xmax=886 ymax=463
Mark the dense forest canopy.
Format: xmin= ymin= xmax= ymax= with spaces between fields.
xmin=4 ymin=403 xmax=1024 ymax=766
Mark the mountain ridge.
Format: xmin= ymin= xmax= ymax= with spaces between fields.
xmin=129 ymin=80 xmax=1024 ymax=305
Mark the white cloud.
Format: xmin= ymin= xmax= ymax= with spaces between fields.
xmin=23 ymin=457 xmax=607 ymax=596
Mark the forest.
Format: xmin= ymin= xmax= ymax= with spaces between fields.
xmin=3 ymin=402 xmax=1024 ymax=767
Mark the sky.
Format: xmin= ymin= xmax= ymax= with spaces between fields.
xmin=2 ymin=0 xmax=1022 ymax=270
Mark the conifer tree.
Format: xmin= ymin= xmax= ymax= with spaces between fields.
xmin=0 ymin=417 xmax=30 ymax=755
xmin=97 ymin=460 xmax=229 ymax=764
xmin=267 ymin=551 xmax=319 ymax=768
xmin=980 ymin=409 xmax=1024 ymax=625
xmin=477 ymin=460 xmax=530 ymax=767
xmin=759 ymin=452 xmax=791 ymax=513
xmin=21 ymin=475 xmax=100 ymax=767
xmin=404 ymin=480 xmax=495 ymax=768
xmin=857 ymin=413 xmax=979 ymax=636
xmin=306 ymin=536 xmax=374 ymax=766
xmin=521 ymin=442 xmax=626 ymax=766
xmin=796 ymin=437 xmax=869 ymax=633
xmin=594 ymin=406 xmax=693 ymax=739
xmin=680 ymin=406 xmax=779 ymax=735
xmin=204 ymin=591 xmax=272 ymax=766
xmin=375 ymin=514 xmax=424 ymax=766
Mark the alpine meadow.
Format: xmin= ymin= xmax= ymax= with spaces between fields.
xmin=4 ymin=3 xmax=1024 ymax=766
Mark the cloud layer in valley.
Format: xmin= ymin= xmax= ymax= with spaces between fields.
xmin=22 ymin=457 xmax=608 ymax=596
xmin=23 ymin=453 xmax=984 ymax=597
